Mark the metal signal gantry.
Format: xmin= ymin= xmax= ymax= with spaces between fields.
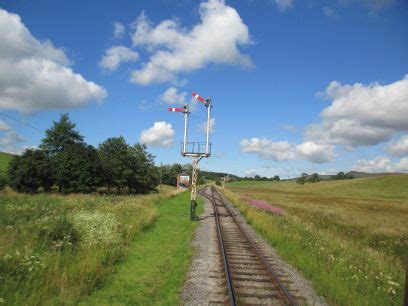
xmin=168 ymin=92 xmax=213 ymax=221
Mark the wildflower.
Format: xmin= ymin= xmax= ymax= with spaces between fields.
xmin=240 ymin=196 xmax=285 ymax=216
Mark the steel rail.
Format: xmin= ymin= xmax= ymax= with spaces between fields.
xmin=200 ymin=188 xmax=236 ymax=305
xmin=210 ymin=186 xmax=299 ymax=306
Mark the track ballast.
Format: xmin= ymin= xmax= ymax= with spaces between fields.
xmin=199 ymin=186 xmax=299 ymax=306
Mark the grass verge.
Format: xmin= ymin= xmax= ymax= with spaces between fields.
xmin=0 ymin=187 xmax=179 ymax=305
xmin=223 ymin=188 xmax=405 ymax=306
xmin=80 ymin=191 xmax=203 ymax=305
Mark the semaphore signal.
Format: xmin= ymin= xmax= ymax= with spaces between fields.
xmin=168 ymin=91 xmax=213 ymax=220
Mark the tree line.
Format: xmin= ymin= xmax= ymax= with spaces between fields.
xmin=7 ymin=114 xmax=158 ymax=194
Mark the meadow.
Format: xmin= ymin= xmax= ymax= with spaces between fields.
xmin=0 ymin=152 xmax=13 ymax=187
xmin=0 ymin=186 xmax=182 ymax=305
xmin=0 ymin=152 xmax=13 ymax=174
xmin=225 ymin=175 xmax=408 ymax=305
xmin=82 ymin=191 xmax=203 ymax=305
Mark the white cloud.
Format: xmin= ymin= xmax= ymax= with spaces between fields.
xmin=281 ymin=124 xmax=297 ymax=132
xmin=386 ymin=135 xmax=408 ymax=157
xmin=159 ymin=87 xmax=187 ymax=105
xmin=113 ymin=22 xmax=125 ymax=39
xmin=0 ymin=120 xmax=11 ymax=131
xmin=0 ymin=129 xmax=24 ymax=153
xmin=308 ymin=75 xmax=408 ymax=148
xmin=323 ymin=6 xmax=336 ymax=18
xmin=199 ymin=118 xmax=216 ymax=133
xmin=275 ymin=0 xmax=294 ymax=11
xmin=240 ymin=137 xmax=334 ymax=163
xmin=353 ymin=157 xmax=408 ymax=173
xmin=138 ymin=99 xmax=149 ymax=111
xmin=244 ymin=169 xmax=259 ymax=177
xmin=139 ymin=121 xmax=175 ymax=147
xmin=99 ymin=45 xmax=139 ymax=71
xmin=240 ymin=138 xmax=297 ymax=161
xmin=130 ymin=0 xmax=252 ymax=85
xmin=296 ymin=141 xmax=334 ymax=163
xmin=0 ymin=9 xmax=107 ymax=113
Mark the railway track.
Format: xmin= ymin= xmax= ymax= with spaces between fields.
xmin=199 ymin=186 xmax=299 ymax=306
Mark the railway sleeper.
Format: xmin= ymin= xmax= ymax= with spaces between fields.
xmin=231 ymin=275 xmax=272 ymax=282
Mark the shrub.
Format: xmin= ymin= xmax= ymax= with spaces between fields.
xmin=0 ymin=175 xmax=7 ymax=189
xmin=296 ymin=176 xmax=306 ymax=185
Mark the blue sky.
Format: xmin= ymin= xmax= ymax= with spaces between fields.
xmin=0 ymin=0 xmax=407 ymax=177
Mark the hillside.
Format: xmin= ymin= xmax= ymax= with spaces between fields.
xmin=0 ymin=152 xmax=14 ymax=175
xmin=346 ymin=170 xmax=404 ymax=178
xmin=227 ymin=174 xmax=408 ymax=200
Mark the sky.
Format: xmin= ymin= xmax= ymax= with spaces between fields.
xmin=0 ymin=0 xmax=407 ymax=178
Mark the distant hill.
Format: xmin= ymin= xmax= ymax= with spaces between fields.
xmin=346 ymin=171 xmax=404 ymax=178
xmin=295 ymin=171 xmax=404 ymax=180
xmin=0 ymin=152 xmax=15 ymax=175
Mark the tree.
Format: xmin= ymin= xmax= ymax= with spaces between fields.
xmin=333 ymin=171 xmax=345 ymax=180
xmin=98 ymin=137 xmax=129 ymax=193
xmin=8 ymin=149 xmax=54 ymax=193
xmin=308 ymin=173 xmax=320 ymax=183
xmin=125 ymin=144 xmax=158 ymax=194
xmin=0 ymin=174 xmax=8 ymax=189
xmin=296 ymin=176 xmax=306 ymax=185
xmin=55 ymin=144 xmax=101 ymax=193
xmin=41 ymin=113 xmax=84 ymax=155
xmin=332 ymin=171 xmax=353 ymax=180
xmin=273 ymin=175 xmax=280 ymax=181
xmin=161 ymin=163 xmax=182 ymax=186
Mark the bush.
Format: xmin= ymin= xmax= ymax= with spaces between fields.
xmin=0 ymin=175 xmax=7 ymax=189
xmin=8 ymin=149 xmax=54 ymax=194
xmin=296 ymin=177 xmax=306 ymax=185
xmin=308 ymin=173 xmax=320 ymax=183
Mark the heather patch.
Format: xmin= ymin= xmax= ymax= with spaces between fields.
xmin=239 ymin=195 xmax=285 ymax=215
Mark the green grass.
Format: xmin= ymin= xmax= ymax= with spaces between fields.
xmin=0 ymin=152 xmax=13 ymax=174
xmin=227 ymin=180 xmax=280 ymax=187
xmin=224 ymin=175 xmax=408 ymax=306
xmin=0 ymin=152 xmax=14 ymax=183
xmin=81 ymin=191 xmax=202 ymax=305
xmin=0 ymin=188 xmax=180 ymax=305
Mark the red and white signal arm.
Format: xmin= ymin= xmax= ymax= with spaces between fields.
xmin=192 ymin=92 xmax=206 ymax=103
xmin=192 ymin=92 xmax=210 ymax=106
xmin=168 ymin=107 xmax=184 ymax=112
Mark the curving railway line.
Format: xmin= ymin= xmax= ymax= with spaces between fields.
xmin=199 ymin=186 xmax=299 ymax=306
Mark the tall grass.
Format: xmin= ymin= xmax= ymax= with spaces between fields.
xmin=224 ymin=188 xmax=405 ymax=305
xmin=81 ymin=192 xmax=203 ymax=305
xmin=0 ymin=187 xmax=179 ymax=305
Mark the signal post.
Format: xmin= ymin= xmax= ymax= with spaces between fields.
xmin=168 ymin=92 xmax=212 ymax=220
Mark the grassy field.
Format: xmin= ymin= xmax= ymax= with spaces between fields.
xmin=0 ymin=152 xmax=13 ymax=174
xmin=225 ymin=175 xmax=408 ymax=305
xmin=0 ymin=152 xmax=13 ymax=184
xmin=0 ymin=187 xmax=184 ymax=305
xmin=81 ymin=191 xmax=202 ymax=305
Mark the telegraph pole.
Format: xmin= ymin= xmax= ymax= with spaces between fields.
xmin=168 ymin=92 xmax=213 ymax=221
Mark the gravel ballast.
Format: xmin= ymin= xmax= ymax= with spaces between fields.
xmin=181 ymin=187 xmax=326 ymax=305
